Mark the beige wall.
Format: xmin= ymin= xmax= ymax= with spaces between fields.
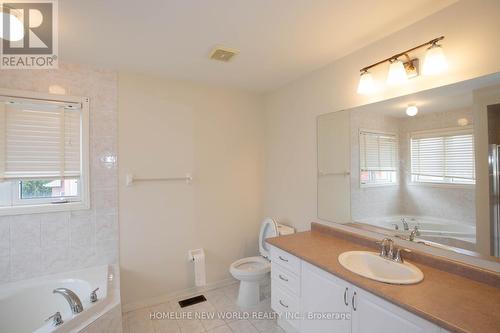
xmin=118 ymin=72 xmax=265 ymax=308
xmin=264 ymin=0 xmax=500 ymax=232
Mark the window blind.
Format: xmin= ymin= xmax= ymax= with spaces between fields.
xmin=1 ymin=102 xmax=81 ymax=180
xmin=360 ymin=130 xmax=398 ymax=172
xmin=410 ymin=127 xmax=475 ymax=184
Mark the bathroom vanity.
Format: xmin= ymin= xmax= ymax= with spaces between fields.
xmin=267 ymin=223 xmax=500 ymax=333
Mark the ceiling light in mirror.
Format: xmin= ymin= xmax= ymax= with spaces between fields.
xmin=457 ymin=117 xmax=469 ymax=126
xmin=406 ymin=104 xmax=418 ymax=116
xmin=387 ymin=59 xmax=408 ymax=85
xmin=357 ymin=71 xmax=376 ymax=95
xmin=423 ymin=43 xmax=448 ymax=75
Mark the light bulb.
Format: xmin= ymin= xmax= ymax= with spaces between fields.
xmin=457 ymin=118 xmax=469 ymax=126
xmin=357 ymin=71 xmax=376 ymax=95
xmin=423 ymin=44 xmax=448 ymax=75
xmin=387 ymin=59 xmax=408 ymax=86
xmin=0 ymin=11 xmax=25 ymax=41
xmin=406 ymin=105 xmax=418 ymax=117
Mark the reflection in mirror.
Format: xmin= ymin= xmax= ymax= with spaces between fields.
xmin=317 ymin=73 xmax=500 ymax=260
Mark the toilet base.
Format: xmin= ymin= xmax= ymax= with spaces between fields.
xmin=237 ymin=280 xmax=261 ymax=308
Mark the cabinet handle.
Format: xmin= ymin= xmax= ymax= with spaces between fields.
xmin=278 ymin=274 xmax=289 ymax=282
xmin=343 ymin=287 xmax=349 ymax=306
xmin=352 ymin=291 xmax=357 ymax=311
xmin=279 ymin=300 xmax=289 ymax=308
xmin=278 ymin=256 xmax=289 ymax=262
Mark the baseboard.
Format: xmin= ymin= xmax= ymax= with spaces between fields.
xmin=122 ymin=278 xmax=238 ymax=313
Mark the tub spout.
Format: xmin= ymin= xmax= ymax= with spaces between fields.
xmin=53 ymin=288 xmax=83 ymax=314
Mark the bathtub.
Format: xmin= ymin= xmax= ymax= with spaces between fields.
xmin=0 ymin=265 xmax=120 ymax=333
xmin=356 ymin=215 xmax=476 ymax=244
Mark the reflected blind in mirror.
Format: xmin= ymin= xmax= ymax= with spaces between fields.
xmin=359 ymin=130 xmax=398 ymax=172
xmin=410 ymin=126 xmax=475 ymax=184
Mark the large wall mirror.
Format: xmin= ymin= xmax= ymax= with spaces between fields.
xmin=318 ymin=73 xmax=500 ymax=260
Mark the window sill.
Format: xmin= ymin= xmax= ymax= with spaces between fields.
xmin=0 ymin=201 xmax=90 ymax=216
xmin=360 ymin=183 xmax=399 ymax=188
xmin=407 ymin=182 xmax=475 ymax=190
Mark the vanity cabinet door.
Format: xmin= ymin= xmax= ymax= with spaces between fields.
xmin=351 ymin=288 xmax=439 ymax=333
xmin=300 ymin=261 xmax=351 ymax=333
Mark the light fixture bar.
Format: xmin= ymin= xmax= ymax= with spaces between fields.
xmin=360 ymin=36 xmax=444 ymax=73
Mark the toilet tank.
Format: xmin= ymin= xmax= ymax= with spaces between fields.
xmin=277 ymin=223 xmax=295 ymax=236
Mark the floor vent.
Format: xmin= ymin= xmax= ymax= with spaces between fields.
xmin=178 ymin=295 xmax=207 ymax=308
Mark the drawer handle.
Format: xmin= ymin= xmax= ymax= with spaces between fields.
xmin=343 ymin=287 xmax=349 ymax=306
xmin=278 ymin=256 xmax=289 ymax=262
xmin=279 ymin=300 xmax=289 ymax=308
xmin=352 ymin=291 xmax=357 ymax=311
xmin=278 ymin=274 xmax=289 ymax=282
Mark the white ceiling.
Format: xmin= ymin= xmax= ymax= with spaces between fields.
xmin=59 ymin=0 xmax=457 ymax=93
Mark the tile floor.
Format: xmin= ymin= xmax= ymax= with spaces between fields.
xmin=122 ymin=282 xmax=285 ymax=333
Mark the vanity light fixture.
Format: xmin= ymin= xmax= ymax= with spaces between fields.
xmin=0 ymin=5 xmax=24 ymax=41
xmin=406 ymin=104 xmax=418 ymax=117
xmin=357 ymin=36 xmax=446 ymax=94
xmin=422 ymin=42 xmax=448 ymax=75
xmin=357 ymin=70 xmax=376 ymax=95
xmin=387 ymin=59 xmax=408 ymax=86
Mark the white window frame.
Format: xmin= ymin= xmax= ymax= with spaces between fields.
xmin=0 ymin=88 xmax=90 ymax=216
xmin=359 ymin=128 xmax=399 ymax=188
xmin=408 ymin=126 xmax=475 ymax=188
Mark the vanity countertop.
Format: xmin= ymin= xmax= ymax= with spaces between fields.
xmin=266 ymin=224 xmax=500 ymax=333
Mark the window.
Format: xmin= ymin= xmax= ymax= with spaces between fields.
xmin=0 ymin=92 xmax=89 ymax=215
xmin=359 ymin=130 xmax=398 ymax=187
xmin=410 ymin=127 xmax=475 ymax=185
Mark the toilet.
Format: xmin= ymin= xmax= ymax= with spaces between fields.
xmin=230 ymin=217 xmax=295 ymax=308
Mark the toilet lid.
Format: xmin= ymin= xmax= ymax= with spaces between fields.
xmin=259 ymin=217 xmax=278 ymax=258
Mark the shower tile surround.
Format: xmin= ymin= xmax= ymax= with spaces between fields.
xmin=350 ymin=108 xmax=476 ymax=226
xmin=0 ymin=63 xmax=119 ymax=283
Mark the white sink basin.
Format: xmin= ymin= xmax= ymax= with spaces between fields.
xmin=338 ymin=251 xmax=424 ymax=285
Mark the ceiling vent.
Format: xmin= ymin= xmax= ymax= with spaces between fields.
xmin=209 ymin=46 xmax=239 ymax=62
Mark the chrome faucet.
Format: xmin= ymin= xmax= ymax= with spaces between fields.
xmin=377 ymin=238 xmax=411 ymax=263
xmin=53 ymin=288 xmax=83 ymax=314
xmin=409 ymin=226 xmax=420 ymax=241
xmin=401 ymin=217 xmax=409 ymax=231
xmin=377 ymin=238 xmax=394 ymax=258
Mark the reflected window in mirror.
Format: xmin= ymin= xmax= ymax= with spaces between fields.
xmin=359 ymin=130 xmax=398 ymax=187
xmin=410 ymin=127 xmax=475 ymax=185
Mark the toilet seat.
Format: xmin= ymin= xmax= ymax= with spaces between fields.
xmin=229 ymin=256 xmax=270 ymax=280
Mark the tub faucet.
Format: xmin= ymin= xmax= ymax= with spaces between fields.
xmin=401 ymin=218 xmax=409 ymax=231
xmin=409 ymin=226 xmax=421 ymax=242
xmin=53 ymin=288 xmax=83 ymax=314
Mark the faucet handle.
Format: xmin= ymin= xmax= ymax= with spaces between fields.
xmin=90 ymin=288 xmax=99 ymax=303
xmin=375 ymin=240 xmax=386 ymax=257
xmin=376 ymin=238 xmax=393 ymax=258
xmin=413 ymin=225 xmax=420 ymax=235
xmin=394 ymin=248 xmax=411 ymax=263
xmin=45 ymin=312 xmax=64 ymax=326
